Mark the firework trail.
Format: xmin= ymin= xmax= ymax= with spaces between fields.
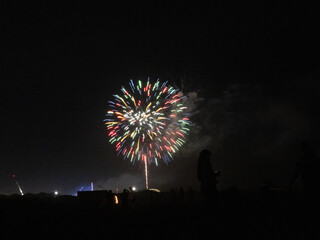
xmin=12 ymin=174 xmax=24 ymax=196
xmin=104 ymin=78 xmax=191 ymax=189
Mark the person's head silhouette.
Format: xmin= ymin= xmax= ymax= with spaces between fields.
xmin=199 ymin=149 xmax=211 ymax=161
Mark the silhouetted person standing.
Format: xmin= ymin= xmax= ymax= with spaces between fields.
xmin=120 ymin=188 xmax=129 ymax=206
xmin=128 ymin=186 xmax=136 ymax=209
xmin=197 ymin=149 xmax=220 ymax=205
xmin=179 ymin=186 xmax=185 ymax=205
xmin=290 ymin=141 xmax=320 ymax=207
xmin=290 ymin=141 xmax=320 ymax=237
xmin=187 ymin=186 xmax=194 ymax=205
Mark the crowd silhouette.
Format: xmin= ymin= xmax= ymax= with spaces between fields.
xmin=1 ymin=143 xmax=320 ymax=239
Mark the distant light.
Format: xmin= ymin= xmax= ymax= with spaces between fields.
xmin=132 ymin=186 xmax=136 ymax=191
xmin=54 ymin=191 xmax=58 ymax=195
xmin=114 ymin=195 xmax=119 ymax=204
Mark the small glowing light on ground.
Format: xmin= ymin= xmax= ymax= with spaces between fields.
xmin=132 ymin=186 xmax=136 ymax=191
xmin=54 ymin=191 xmax=58 ymax=195
xmin=114 ymin=195 xmax=119 ymax=204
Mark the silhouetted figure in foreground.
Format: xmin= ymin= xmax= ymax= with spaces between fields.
xmin=290 ymin=141 xmax=320 ymax=204
xmin=179 ymin=187 xmax=185 ymax=205
xmin=290 ymin=141 xmax=320 ymax=237
xmin=187 ymin=186 xmax=194 ymax=205
xmin=120 ymin=189 xmax=129 ymax=206
xmin=170 ymin=187 xmax=177 ymax=205
xmin=107 ymin=190 xmax=113 ymax=205
xmin=197 ymin=149 xmax=221 ymax=206
xmin=128 ymin=186 xmax=136 ymax=209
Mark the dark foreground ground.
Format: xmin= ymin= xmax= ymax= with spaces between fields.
xmin=1 ymin=188 xmax=319 ymax=240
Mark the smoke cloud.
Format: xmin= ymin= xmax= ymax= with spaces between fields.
xmin=173 ymin=74 xmax=320 ymax=190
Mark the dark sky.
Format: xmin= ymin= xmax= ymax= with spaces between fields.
xmin=1 ymin=2 xmax=320 ymax=194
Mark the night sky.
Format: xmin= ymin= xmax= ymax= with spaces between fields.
xmin=1 ymin=2 xmax=320 ymax=195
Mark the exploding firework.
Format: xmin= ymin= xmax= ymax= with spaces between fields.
xmin=104 ymin=78 xmax=191 ymax=188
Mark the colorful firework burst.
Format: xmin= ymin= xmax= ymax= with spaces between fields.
xmin=104 ymin=78 xmax=191 ymax=169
